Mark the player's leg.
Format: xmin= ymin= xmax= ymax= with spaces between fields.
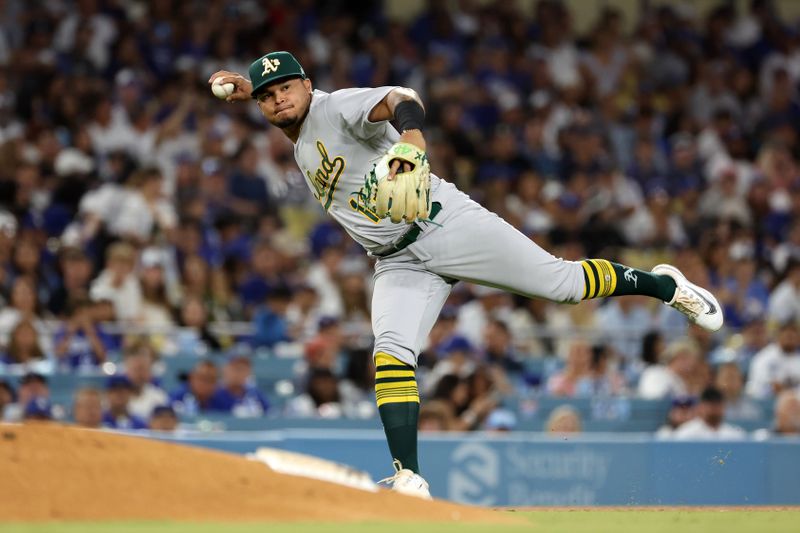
xmin=415 ymin=200 xmax=722 ymax=330
xmin=371 ymin=258 xmax=451 ymax=494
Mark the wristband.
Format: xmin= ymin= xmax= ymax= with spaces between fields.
xmin=394 ymin=100 xmax=425 ymax=132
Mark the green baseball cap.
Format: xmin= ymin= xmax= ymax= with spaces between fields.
xmin=248 ymin=51 xmax=307 ymax=98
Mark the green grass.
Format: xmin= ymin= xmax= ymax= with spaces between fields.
xmin=3 ymin=509 xmax=799 ymax=533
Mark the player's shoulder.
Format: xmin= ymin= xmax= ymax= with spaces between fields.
xmin=326 ymin=86 xmax=399 ymax=103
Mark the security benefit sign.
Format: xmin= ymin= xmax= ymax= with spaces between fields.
xmin=445 ymin=439 xmax=647 ymax=506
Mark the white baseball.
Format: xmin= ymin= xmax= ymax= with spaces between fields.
xmin=211 ymin=79 xmax=235 ymax=100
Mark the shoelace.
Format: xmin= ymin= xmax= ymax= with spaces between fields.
xmin=377 ymin=459 xmax=404 ymax=485
xmin=673 ymin=287 xmax=704 ymax=318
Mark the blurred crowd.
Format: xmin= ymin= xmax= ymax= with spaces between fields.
xmin=0 ymin=0 xmax=800 ymax=437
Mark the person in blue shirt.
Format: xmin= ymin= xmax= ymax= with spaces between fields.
xmin=169 ymin=360 xmax=231 ymax=417
xmin=23 ymin=396 xmax=54 ymax=421
xmin=54 ymin=298 xmax=115 ymax=370
xmin=251 ymin=284 xmax=293 ymax=348
xmin=102 ymin=376 xmax=147 ymax=430
xmin=214 ymin=353 xmax=269 ymax=418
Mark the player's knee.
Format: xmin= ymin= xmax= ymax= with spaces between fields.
xmin=373 ymin=348 xmax=416 ymax=368
xmin=526 ymin=259 xmax=584 ymax=304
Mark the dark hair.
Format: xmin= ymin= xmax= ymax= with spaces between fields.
xmin=489 ymin=319 xmax=509 ymax=335
xmin=7 ymin=320 xmax=44 ymax=363
xmin=307 ymin=368 xmax=340 ymax=406
xmin=0 ymin=379 xmax=16 ymax=402
xmin=344 ymin=348 xmax=373 ymax=390
xmin=591 ymin=344 xmax=609 ymax=369
xmin=700 ymin=386 xmax=724 ymax=404
xmin=641 ymin=331 xmax=662 ymax=366
xmin=432 ymin=374 xmax=463 ymax=403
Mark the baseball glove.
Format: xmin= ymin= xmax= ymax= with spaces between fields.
xmin=375 ymin=142 xmax=431 ymax=224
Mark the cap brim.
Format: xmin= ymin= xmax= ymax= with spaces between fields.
xmin=251 ymin=74 xmax=306 ymax=98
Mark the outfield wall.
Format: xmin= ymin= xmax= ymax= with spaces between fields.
xmin=148 ymin=430 xmax=800 ymax=506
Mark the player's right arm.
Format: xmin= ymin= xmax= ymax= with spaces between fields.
xmin=207 ymin=70 xmax=252 ymax=102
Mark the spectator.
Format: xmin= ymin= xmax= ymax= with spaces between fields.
xmin=584 ymin=344 xmax=627 ymax=397
xmin=305 ymin=245 xmax=345 ymax=319
xmin=148 ymin=405 xmax=179 ymax=432
xmin=4 ymin=0 xmax=800 ymax=436
xmin=547 ymin=339 xmax=593 ymax=397
xmin=303 ymin=336 xmax=338 ymax=372
xmin=170 ymin=294 xmax=223 ymax=355
xmin=0 ymin=276 xmax=52 ymax=354
xmin=638 ymin=340 xmax=700 ymax=400
xmin=746 ymin=321 xmax=800 ymax=399
xmin=3 ymin=372 xmax=50 ymax=422
xmin=48 ymin=247 xmax=94 ymax=317
xmin=22 ymin=397 xmax=54 ymax=422
xmin=482 ymin=319 xmax=524 ymax=374
xmin=755 ymin=391 xmax=800 ymax=438
xmin=138 ymin=247 xmax=176 ymax=328
xmin=423 ymin=335 xmax=478 ymax=394
xmin=215 ymin=353 xmax=269 ymax=418
xmin=170 ymin=360 xmax=228 ymax=417
xmin=767 ymin=260 xmax=800 ymax=326
xmin=418 ymin=400 xmax=452 ymax=432
xmin=123 ymin=341 xmax=168 ymax=420
xmin=251 ymin=284 xmax=293 ymax=348
xmin=632 ymin=330 xmax=665 ymax=383
xmin=715 ymin=362 xmax=763 ymax=422
xmin=338 ymin=265 xmax=372 ymax=349
xmin=339 ymin=348 xmax=377 ymax=419
xmin=285 ymin=368 xmax=343 ymax=418
xmin=285 ymin=284 xmax=321 ymax=340
xmin=316 ymin=316 xmax=346 ymax=357
xmin=723 ymin=317 xmax=769 ymax=372
xmin=0 ymin=380 xmax=15 ymax=420
xmin=482 ymin=408 xmax=517 ymax=432
xmin=110 ymin=168 xmax=177 ymax=244
xmin=596 ymin=296 xmax=653 ymax=366
xmin=237 ymin=240 xmax=284 ymax=312
xmin=430 ymin=373 xmax=496 ymax=431
xmin=418 ymin=305 xmax=458 ymax=369
xmin=546 ymin=405 xmax=582 ymax=434
xmin=2 ymin=319 xmax=47 ymax=366
xmin=771 ymin=221 xmax=800 ymax=275
xmin=102 ymin=375 xmax=148 ymax=430
xmin=9 ymin=236 xmax=58 ymax=305
xmin=180 ymin=254 xmax=237 ymax=323
xmin=656 ymin=396 xmax=698 ymax=438
xmin=456 ymin=285 xmax=513 ymax=349
xmin=89 ymin=242 xmax=142 ymax=323
xmin=53 ymin=298 xmax=113 ymax=370
xmin=228 ymin=142 xmax=271 ymax=219
xmin=673 ymin=387 xmax=746 ymax=440
xmin=72 ymin=387 xmax=103 ymax=429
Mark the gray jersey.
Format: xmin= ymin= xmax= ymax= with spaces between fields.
xmin=291 ymin=86 xmax=584 ymax=367
xmin=293 ymin=87 xmax=443 ymax=251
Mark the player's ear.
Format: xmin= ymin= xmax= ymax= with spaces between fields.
xmin=303 ymin=78 xmax=312 ymax=94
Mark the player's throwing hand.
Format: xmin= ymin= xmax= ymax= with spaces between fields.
xmin=208 ymin=71 xmax=253 ymax=102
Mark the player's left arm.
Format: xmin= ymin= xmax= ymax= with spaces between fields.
xmin=371 ymin=88 xmax=432 ymax=223
xmin=369 ymin=88 xmax=426 ymax=176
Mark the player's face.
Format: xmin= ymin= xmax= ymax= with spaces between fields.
xmin=256 ymin=77 xmax=313 ymax=129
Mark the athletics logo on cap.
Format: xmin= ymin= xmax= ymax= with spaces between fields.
xmin=262 ymin=57 xmax=281 ymax=76
xmin=249 ymin=51 xmax=307 ymax=98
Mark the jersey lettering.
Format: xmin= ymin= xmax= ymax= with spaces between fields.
xmin=306 ymin=140 xmax=345 ymax=210
xmin=349 ymin=164 xmax=381 ymax=223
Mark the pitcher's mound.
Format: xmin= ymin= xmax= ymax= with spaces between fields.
xmin=0 ymin=423 xmax=506 ymax=523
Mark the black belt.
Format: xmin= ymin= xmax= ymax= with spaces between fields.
xmin=370 ymin=202 xmax=442 ymax=258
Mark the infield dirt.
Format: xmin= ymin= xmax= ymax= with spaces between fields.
xmin=0 ymin=423 xmax=511 ymax=523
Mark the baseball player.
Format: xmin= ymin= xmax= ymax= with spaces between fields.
xmin=210 ymin=51 xmax=723 ymax=499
